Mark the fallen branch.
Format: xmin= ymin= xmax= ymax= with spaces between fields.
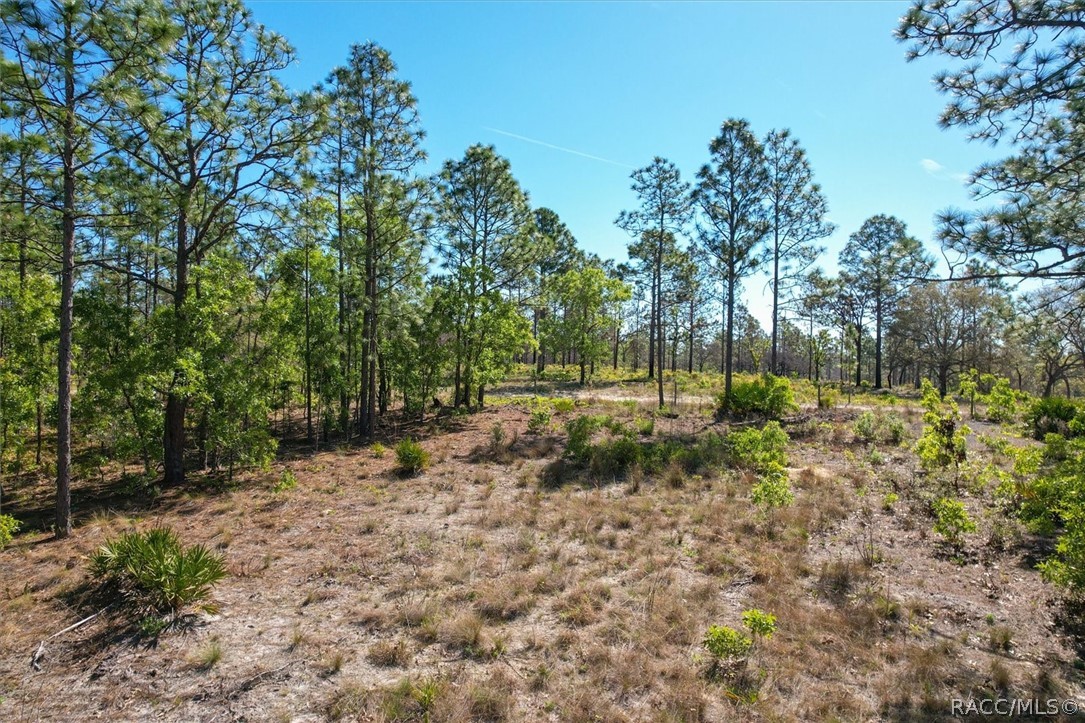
xmin=30 ymin=606 xmax=111 ymax=671
xmin=226 ymin=661 xmax=297 ymax=700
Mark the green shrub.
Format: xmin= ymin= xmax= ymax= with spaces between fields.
xmin=984 ymin=377 xmax=1018 ymax=423
xmin=854 ymin=410 xmax=906 ymax=445
xmin=635 ymin=417 xmax=655 ymax=437
xmin=740 ymin=609 xmax=777 ymax=640
xmin=883 ymin=413 xmax=906 ymax=445
xmin=726 ymin=422 xmax=789 ymax=472
xmin=0 ymin=514 xmax=19 ymax=549
xmin=717 ymin=374 xmax=795 ymax=420
xmin=932 ymin=498 xmax=976 ymax=548
xmin=565 ymin=415 xmax=605 ymax=463
xmin=703 ymin=624 xmax=752 ymax=662
xmin=527 ymin=409 xmax=551 ymax=434
xmin=914 ymin=380 xmax=969 ymax=480
xmin=853 ymin=411 xmax=877 ymax=443
xmin=552 ymin=398 xmax=576 ymax=414
xmin=395 ymin=438 xmax=430 ymax=475
xmin=371 ymin=442 xmax=387 ymax=458
xmin=89 ymin=527 xmax=226 ymax=616
xmin=273 ymin=468 xmax=297 ymax=493
xmin=751 ymin=466 xmax=794 ymax=511
xmin=1027 ymin=397 xmax=1082 ymax=440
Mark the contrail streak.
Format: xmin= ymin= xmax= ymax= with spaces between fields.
xmin=483 ymin=127 xmax=634 ymax=169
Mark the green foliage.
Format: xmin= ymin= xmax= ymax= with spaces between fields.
xmin=394 ymin=438 xmax=430 ymax=475
xmin=273 ymin=468 xmax=298 ymax=493
xmin=882 ymin=492 xmax=900 ymax=511
xmin=725 ymin=421 xmax=789 ymax=472
xmin=931 ymin=498 xmax=976 ymax=548
xmin=914 ymin=380 xmax=969 ymax=479
xmin=751 ymin=467 xmax=794 ymax=511
xmin=635 ymin=417 xmax=655 ymax=437
xmin=1027 ymin=397 xmax=1083 ymax=440
xmin=539 ymin=265 xmax=630 ymax=384
xmin=702 ymin=625 xmax=752 ymax=662
xmin=853 ymin=411 xmax=877 ymax=443
xmin=958 ymin=368 xmax=980 ymax=419
xmin=552 ymin=398 xmax=576 ymax=414
xmin=371 ymin=443 xmax=387 ymax=458
xmin=740 ymin=609 xmax=777 ymax=640
xmin=984 ymin=376 xmax=1017 ymax=423
xmin=1011 ymin=433 xmax=1085 ymax=591
xmin=89 ymin=527 xmax=226 ymax=617
xmin=717 ymin=374 xmax=795 ymax=420
xmin=527 ymin=408 xmax=552 ymax=435
xmin=854 ymin=410 xmax=907 ymax=445
xmin=0 ymin=515 xmax=20 ymax=549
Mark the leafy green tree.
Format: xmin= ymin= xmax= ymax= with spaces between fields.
xmin=839 ymin=215 xmax=932 ymax=388
xmin=1 ymin=0 xmax=170 ymax=534
xmin=542 ymin=266 xmax=631 ymax=384
xmin=531 ymin=207 xmax=581 ymax=372
xmin=435 ymin=144 xmax=537 ymax=409
xmin=107 ymin=0 xmax=315 ymax=485
xmin=322 ymin=42 xmax=426 ymax=439
xmin=763 ymin=129 xmax=832 ymax=375
xmin=616 ymin=157 xmax=691 ymax=407
xmin=274 ymin=198 xmax=341 ymax=445
xmin=694 ymin=119 xmax=770 ymax=406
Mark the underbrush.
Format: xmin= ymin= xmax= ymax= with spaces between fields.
xmin=89 ymin=526 xmax=227 ymax=626
xmin=544 ymin=413 xmax=789 ymax=487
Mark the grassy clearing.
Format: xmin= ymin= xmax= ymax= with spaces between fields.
xmin=0 ymin=376 xmax=1080 ymax=721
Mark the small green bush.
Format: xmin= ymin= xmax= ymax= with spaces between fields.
xmin=703 ymin=624 xmax=752 ymax=662
xmin=914 ymin=380 xmax=969 ymax=480
xmin=89 ymin=527 xmax=226 ymax=616
xmin=751 ymin=467 xmax=794 ymax=511
xmin=984 ymin=377 xmax=1018 ymax=423
xmin=726 ymin=422 xmax=789 ymax=472
xmin=0 ymin=514 xmax=20 ymax=549
xmin=717 ymin=374 xmax=795 ymax=420
xmin=741 ymin=609 xmax=777 ymax=640
xmin=552 ymin=398 xmax=576 ymax=414
xmin=853 ymin=411 xmax=877 ymax=443
xmin=395 ymin=438 xmax=430 ymax=475
xmin=635 ymin=417 xmax=655 ymax=437
xmin=932 ymin=497 xmax=976 ymax=548
xmin=527 ymin=409 xmax=551 ymax=434
xmin=854 ymin=410 xmax=906 ymax=445
xmin=1027 ymin=397 xmax=1082 ymax=440
xmin=273 ymin=468 xmax=297 ymax=493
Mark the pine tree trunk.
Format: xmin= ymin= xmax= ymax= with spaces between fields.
xmin=55 ymin=30 xmax=76 ymax=537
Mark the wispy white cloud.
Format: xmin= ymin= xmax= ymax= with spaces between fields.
xmin=920 ymin=158 xmax=944 ymax=175
xmin=483 ymin=127 xmax=634 ymax=169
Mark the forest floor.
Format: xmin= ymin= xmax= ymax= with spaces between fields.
xmin=1 ymin=377 xmax=1083 ymax=721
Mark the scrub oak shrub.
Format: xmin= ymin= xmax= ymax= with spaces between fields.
xmin=914 ymin=380 xmax=969 ymax=483
xmin=716 ymin=374 xmax=795 ymax=420
xmin=725 ymin=421 xmax=788 ymax=472
xmin=0 ymin=515 xmax=19 ymax=550
xmin=932 ymin=497 xmax=976 ymax=548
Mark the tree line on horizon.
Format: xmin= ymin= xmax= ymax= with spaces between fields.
xmin=2 ymin=0 xmax=1085 ymax=537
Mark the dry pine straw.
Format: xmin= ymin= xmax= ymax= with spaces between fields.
xmin=0 ymin=401 xmax=1082 ymax=721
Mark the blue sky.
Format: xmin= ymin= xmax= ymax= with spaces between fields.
xmin=248 ymin=0 xmax=998 ymax=321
